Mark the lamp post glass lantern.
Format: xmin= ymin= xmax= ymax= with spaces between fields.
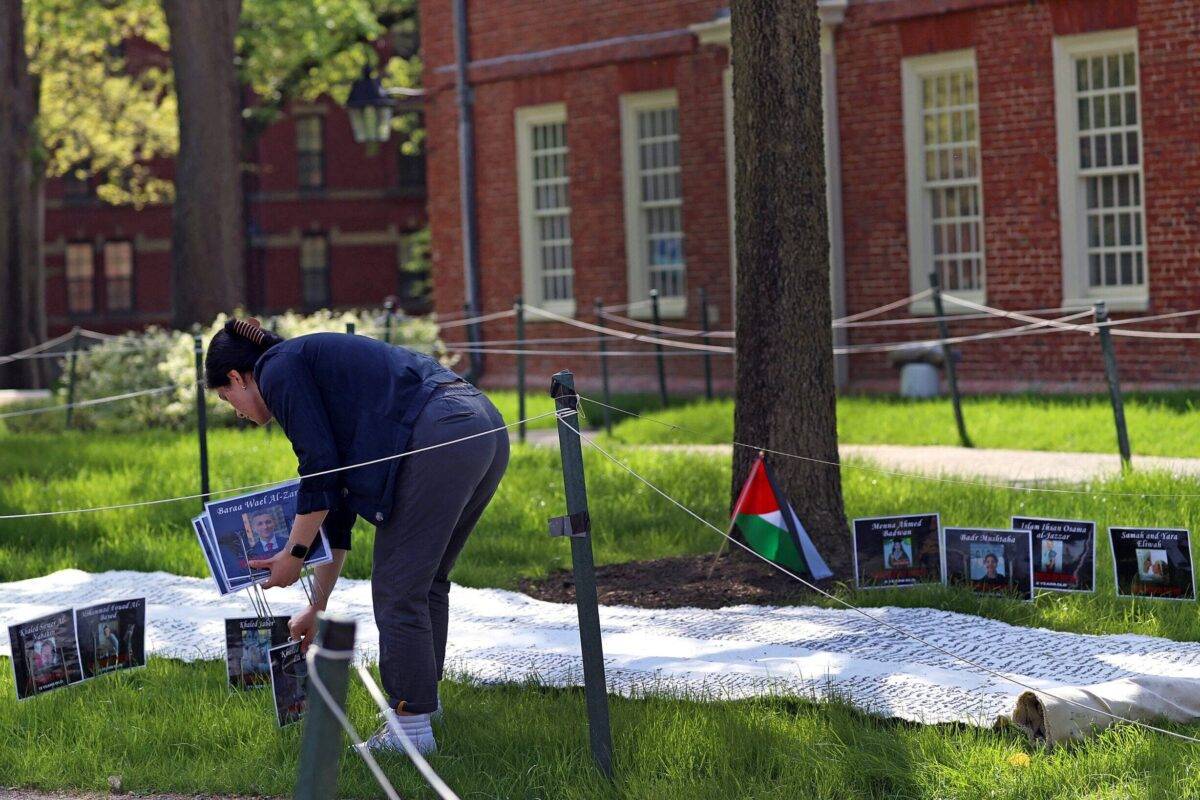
xmin=346 ymin=66 xmax=395 ymax=144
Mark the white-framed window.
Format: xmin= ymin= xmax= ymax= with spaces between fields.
xmin=103 ymin=241 xmax=133 ymax=312
xmin=621 ymin=89 xmax=686 ymax=318
xmin=296 ymin=115 xmax=325 ymax=190
xmin=515 ymin=103 xmax=573 ymax=315
xmin=65 ymin=242 xmax=95 ymax=314
xmin=300 ymin=234 xmax=329 ymax=308
xmin=902 ymin=50 xmax=986 ymax=312
xmin=1054 ymin=29 xmax=1147 ymax=310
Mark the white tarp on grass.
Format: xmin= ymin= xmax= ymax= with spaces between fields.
xmin=4 ymin=569 xmax=1200 ymax=741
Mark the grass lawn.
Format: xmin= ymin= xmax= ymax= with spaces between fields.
xmin=3 ymin=427 xmax=1200 ymax=797
xmin=603 ymin=391 xmax=1200 ymax=458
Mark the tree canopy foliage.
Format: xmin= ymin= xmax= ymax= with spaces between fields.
xmin=25 ymin=0 xmax=419 ymax=206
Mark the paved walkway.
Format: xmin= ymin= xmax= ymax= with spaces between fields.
xmin=521 ymin=428 xmax=1200 ymax=483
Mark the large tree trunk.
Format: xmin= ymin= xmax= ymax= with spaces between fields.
xmin=0 ymin=0 xmax=45 ymax=388
xmin=162 ymin=0 xmax=245 ymax=328
xmin=730 ymin=0 xmax=851 ymax=577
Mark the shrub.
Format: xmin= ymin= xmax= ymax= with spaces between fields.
xmin=1 ymin=309 xmax=452 ymax=433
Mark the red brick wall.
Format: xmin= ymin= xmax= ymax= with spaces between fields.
xmin=838 ymin=0 xmax=1200 ymax=392
xmin=43 ymin=100 xmax=425 ymax=335
xmin=421 ymin=0 xmax=735 ymax=394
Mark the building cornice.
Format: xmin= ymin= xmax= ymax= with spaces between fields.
xmin=689 ymin=2 xmax=847 ymax=50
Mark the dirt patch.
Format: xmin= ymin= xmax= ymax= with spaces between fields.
xmin=519 ymin=550 xmax=831 ymax=609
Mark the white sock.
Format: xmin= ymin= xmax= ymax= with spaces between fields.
xmin=394 ymin=712 xmax=433 ymax=736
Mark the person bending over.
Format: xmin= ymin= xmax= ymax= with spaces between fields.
xmin=205 ymin=318 xmax=510 ymax=757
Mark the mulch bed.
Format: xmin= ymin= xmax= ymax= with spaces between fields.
xmin=518 ymin=550 xmax=832 ymax=609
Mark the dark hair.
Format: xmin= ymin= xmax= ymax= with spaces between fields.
xmin=204 ymin=318 xmax=284 ymax=388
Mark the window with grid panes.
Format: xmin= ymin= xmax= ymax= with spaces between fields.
xmin=1074 ymin=43 xmax=1144 ymax=291
xmin=903 ymin=52 xmax=985 ymax=299
xmin=66 ymin=243 xmax=95 ymax=314
xmin=622 ymin=91 xmax=685 ymax=306
xmin=516 ymin=104 xmax=573 ymax=311
xmin=296 ymin=115 xmax=325 ymax=190
xmin=300 ymin=235 xmax=329 ymax=308
xmin=103 ymin=241 xmax=133 ymax=312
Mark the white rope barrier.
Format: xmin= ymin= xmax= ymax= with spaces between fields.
xmin=303 ymin=648 xmax=405 ymax=800
xmin=833 ymin=289 xmax=933 ymax=324
xmin=0 ymin=330 xmax=78 ymax=364
xmin=437 ymin=308 xmax=517 ymax=329
xmin=835 ymin=305 xmax=1093 ymax=329
xmin=0 ymin=384 xmax=180 ymax=420
xmin=0 ymin=408 xmax=564 ymax=520
xmin=561 ymin=414 xmax=1200 ymax=745
xmin=577 ymin=394 xmax=1200 ymax=499
xmin=833 ymin=309 xmax=1096 ymax=355
xmin=523 ymin=305 xmax=735 ymax=353
xmin=354 ymin=664 xmax=461 ymax=800
xmin=442 ymin=345 xmax=721 ymax=357
xmin=596 ymin=311 xmax=736 ymax=339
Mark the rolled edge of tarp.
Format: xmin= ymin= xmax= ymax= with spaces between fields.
xmin=1000 ymin=675 xmax=1200 ymax=746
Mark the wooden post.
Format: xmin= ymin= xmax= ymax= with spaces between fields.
xmin=649 ymin=289 xmax=668 ymax=407
xmin=1094 ymin=302 xmax=1132 ymax=470
xmin=550 ymin=370 xmax=614 ymax=779
xmin=595 ymin=299 xmax=612 ymax=435
xmin=193 ymin=330 xmax=210 ymax=505
xmin=929 ymin=272 xmax=973 ymax=449
xmin=699 ymin=287 xmax=713 ymax=400
xmin=64 ymin=327 xmax=82 ymax=429
xmin=515 ymin=296 xmax=526 ymax=443
xmin=295 ymin=615 xmax=356 ymax=800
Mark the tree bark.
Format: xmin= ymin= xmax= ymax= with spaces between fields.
xmin=162 ymin=0 xmax=245 ymax=328
xmin=0 ymin=0 xmax=45 ymax=388
xmin=730 ymin=1 xmax=851 ymax=576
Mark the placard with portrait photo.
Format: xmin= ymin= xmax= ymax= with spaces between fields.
xmin=942 ymin=528 xmax=1034 ymax=601
xmin=226 ymin=616 xmax=291 ymax=690
xmin=75 ymin=598 xmax=146 ymax=679
xmin=852 ymin=513 xmax=942 ymax=589
xmin=1011 ymin=517 xmax=1096 ymax=593
xmin=269 ymin=640 xmax=308 ymax=727
xmin=1109 ymin=527 xmax=1195 ymax=601
xmin=7 ymin=609 xmax=84 ymax=700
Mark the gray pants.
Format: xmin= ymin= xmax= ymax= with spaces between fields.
xmin=373 ymin=383 xmax=509 ymax=714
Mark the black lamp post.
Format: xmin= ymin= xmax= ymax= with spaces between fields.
xmin=346 ymin=66 xmax=396 ymax=145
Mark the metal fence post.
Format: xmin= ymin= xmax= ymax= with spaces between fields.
xmin=515 ymin=296 xmax=526 ymax=443
xmin=549 ymin=370 xmax=614 ymax=779
xmin=649 ymin=290 xmax=668 ymax=407
xmin=65 ymin=326 xmax=82 ymax=429
xmin=193 ymin=330 xmax=210 ymax=505
xmin=928 ymin=272 xmax=973 ymax=449
xmin=699 ymin=287 xmax=713 ymax=400
xmin=295 ymin=615 xmax=356 ymax=800
xmin=595 ymin=299 xmax=612 ymax=435
xmin=383 ymin=298 xmax=396 ymax=345
xmin=345 ymin=321 xmax=356 ymax=336
xmin=1094 ymin=301 xmax=1132 ymax=470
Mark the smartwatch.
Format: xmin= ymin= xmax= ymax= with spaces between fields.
xmin=290 ymin=543 xmax=309 ymax=559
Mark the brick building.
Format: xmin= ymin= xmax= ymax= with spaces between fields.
xmin=44 ymin=99 xmax=428 ymax=337
xmin=421 ymin=0 xmax=1200 ymax=394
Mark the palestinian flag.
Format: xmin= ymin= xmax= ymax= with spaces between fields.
xmin=731 ymin=453 xmax=833 ymax=579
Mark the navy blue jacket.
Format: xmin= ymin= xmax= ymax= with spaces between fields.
xmin=253 ymin=333 xmax=460 ymax=547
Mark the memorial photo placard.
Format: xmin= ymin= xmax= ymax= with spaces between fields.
xmin=268 ymin=640 xmax=308 ymax=727
xmin=75 ymin=598 xmax=146 ymax=679
xmin=226 ymin=616 xmax=291 ymax=690
xmin=194 ymin=481 xmax=333 ymax=595
xmin=1011 ymin=517 xmax=1096 ymax=593
xmin=1110 ymin=527 xmax=1195 ymax=601
xmin=943 ymin=528 xmax=1034 ymax=601
xmin=8 ymin=609 xmax=84 ymax=700
xmin=852 ymin=513 xmax=942 ymax=589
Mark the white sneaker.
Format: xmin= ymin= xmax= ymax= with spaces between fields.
xmin=363 ymin=711 xmax=437 ymax=757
